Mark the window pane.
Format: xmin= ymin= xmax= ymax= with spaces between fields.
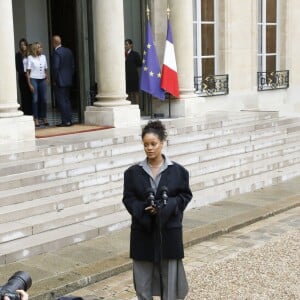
xmin=258 ymin=55 xmax=263 ymax=72
xmin=193 ymin=0 xmax=197 ymax=21
xmin=202 ymin=24 xmax=214 ymax=56
xmin=202 ymin=58 xmax=215 ymax=76
xmin=266 ymin=55 xmax=276 ymax=72
xmin=194 ymin=58 xmax=198 ymax=76
xmin=266 ymin=25 xmax=276 ymax=53
xmin=258 ymin=24 xmax=263 ymax=54
xmin=258 ymin=0 xmax=263 ymax=23
xmin=201 ymin=0 xmax=214 ymax=21
xmin=266 ymin=0 xmax=277 ymax=23
xmin=193 ymin=23 xmax=198 ymax=55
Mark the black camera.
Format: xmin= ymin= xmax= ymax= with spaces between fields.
xmin=0 ymin=271 xmax=32 ymax=300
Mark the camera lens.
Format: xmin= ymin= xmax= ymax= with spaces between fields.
xmin=5 ymin=271 xmax=32 ymax=292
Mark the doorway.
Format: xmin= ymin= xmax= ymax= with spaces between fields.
xmin=48 ymin=0 xmax=91 ymax=124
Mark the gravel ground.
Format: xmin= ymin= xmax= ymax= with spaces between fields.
xmin=186 ymin=229 xmax=300 ymax=300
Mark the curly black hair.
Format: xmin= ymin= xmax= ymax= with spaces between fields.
xmin=142 ymin=120 xmax=167 ymax=141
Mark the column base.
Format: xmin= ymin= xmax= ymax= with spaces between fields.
xmin=85 ymin=105 xmax=141 ymax=128
xmin=0 ymin=115 xmax=35 ymax=144
xmin=152 ymin=94 xmax=204 ymax=118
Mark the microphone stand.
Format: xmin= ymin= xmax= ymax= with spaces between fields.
xmin=156 ymin=202 xmax=164 ymax=300
xmin=146 ymin=187 xmax=168 ymax=300
xmin=156 ymin=187 xmax=168 ymax=300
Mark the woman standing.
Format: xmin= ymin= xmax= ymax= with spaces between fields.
xmin=15 ymin=38 xmax=32 ymax=115
xmin=123 ymin=120 xmax=192 ymax=300
xmin=27 ymin=42 xmax=49 ymax=127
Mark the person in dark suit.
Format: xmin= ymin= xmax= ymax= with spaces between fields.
xmin=123 ymin=120 xmax=192 ymax=300
xmin=125 ymin=39 xmax=142 ymax=105
xmin=15 ymin=38 xmax=32 ymax=115
xmin=52 ymin=35 xmax=75 ymax=127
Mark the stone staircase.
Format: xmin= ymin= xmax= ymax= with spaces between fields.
xmin=1 ymin=111 xmax=300 ymax=265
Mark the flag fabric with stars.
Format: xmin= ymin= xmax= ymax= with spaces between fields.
xmin=140 ymin=20 xmax=165 ymax=100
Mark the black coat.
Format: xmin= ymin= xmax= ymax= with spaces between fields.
xmin=122 ymin=162 xmax=192 ymax=262
xmin=125 ymin=50 xmax=142 ymax=93
xmin=15 ymin=52 xmax=32 ymax=115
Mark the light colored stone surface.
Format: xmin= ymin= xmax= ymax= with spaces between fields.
xmin=67 ymin=207 xmax=300 ymax=300
xmin=1 ymin=111 xmax=300 ymax=270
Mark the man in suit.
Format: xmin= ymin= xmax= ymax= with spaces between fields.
xmin=125 ymin=39 xmax=142 ymax=105
xmin=52 ymin=35 xmax=75 ymax=126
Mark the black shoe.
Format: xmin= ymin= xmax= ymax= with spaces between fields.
xmin=56 ymin=122 xmax=72 ymax=127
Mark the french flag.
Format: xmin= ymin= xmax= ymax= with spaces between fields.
xmin=161 ymin=19 xmax=180 ymax=98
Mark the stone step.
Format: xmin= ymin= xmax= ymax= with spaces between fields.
xmin=2 ymin=139 xmax=299 ymax=233
xmin=0 ymin=112 xmax=284 ymax=166
xmin=1 ymin=117 xmax=299 ymax=190
xmin=0 ymin=116 xmax=297 ymax=180
xmin=0 ymin=171 xmax=124 ymax=207
xmin=174 ymin=116 xmax=296 ymax=142
xmin=173 ymin=130 xmax=300 ymax=167
xmin=0 ymin=210 xmax=130 ymax=264
xmin=1 ymin=137 xmax=299 ymax=225
xmin=0 ymin=129 xmax=299 ymax=208
xmin=1 ymin=137 xmax=299 ymax=234
xmin=3 ymin=148 xmax=299 ymax=245
xmin=167 ymin=118 xmax=300 ymax=145
xmin=187 ymin=137 xmax=300 ymax=177
xmin=2 ymin=111 xmax=300 ymax=265
xmin=191 ymin=161 xmax=300 ymax=207
xmin=164 ymin=111 xmax=279 ymax=133
xmin=190 ymin=149 xmax=300 ymax=190
xmin=167 ymin=127 xmax=291 ymax=158
xmin=0 ymin=151 xmax=142 ymax=191
xmin=0 ymin=197 xmax=123 ymax=243
xmin=0 ymin=183 xmax=123 ymax=224
xmin=2 ymin=160 xmax=299 ymax=264
xmin=0 ymin=140 xmax=144 ymax=177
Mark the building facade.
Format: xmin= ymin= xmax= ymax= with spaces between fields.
xmin=0 ymin=0 xmax=299 ymax=144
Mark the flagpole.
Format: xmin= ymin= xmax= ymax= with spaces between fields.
xmin=168 ymin=93 xmax=171 ymax=118
xmin=161 ymin=5 xmax=180 ymax=120
xmin=146 ymin=5 xmax=153 ymax=119
xmin=167 ymin=6 xmax=171 ymax=118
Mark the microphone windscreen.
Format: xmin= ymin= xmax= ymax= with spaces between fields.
xmin=161 ymin=186 xmax=168 ymax=193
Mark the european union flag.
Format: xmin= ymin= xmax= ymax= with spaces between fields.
xmin=140 ymin=21 xmax=165 ymax=100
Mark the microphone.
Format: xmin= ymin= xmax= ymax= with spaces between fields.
xmin=161 ymin=186 xmax=168 ymax=206
xmin=146 ymin=187 xmax=155 ymax=206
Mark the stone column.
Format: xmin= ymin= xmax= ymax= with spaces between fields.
xmin=0 ymin=0 xmax=35 ymax=145
xmin=0 ymin=0 xmax=23 ymax=118
xmin=151 ymin=0 xmax=200 ymax=118
xmin=168 ymin=0 xmax=195 ymax=97
xmin=85 ymin=0 xmax=140 ymax=128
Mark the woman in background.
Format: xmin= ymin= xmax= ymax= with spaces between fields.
xmin=123 ymin=120 xmax=192 ymax=299
xmin=27 ymin=42 xmax=49 ymax=127
xmin=15 ymin=38 xmax=32 ymax=115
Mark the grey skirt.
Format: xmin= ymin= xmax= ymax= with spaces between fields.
xmin=133 ymin=259 xmax=189 ymax=300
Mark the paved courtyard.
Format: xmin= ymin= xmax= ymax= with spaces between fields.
xmin=67 ymin=207 xmax=300 ymax=300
